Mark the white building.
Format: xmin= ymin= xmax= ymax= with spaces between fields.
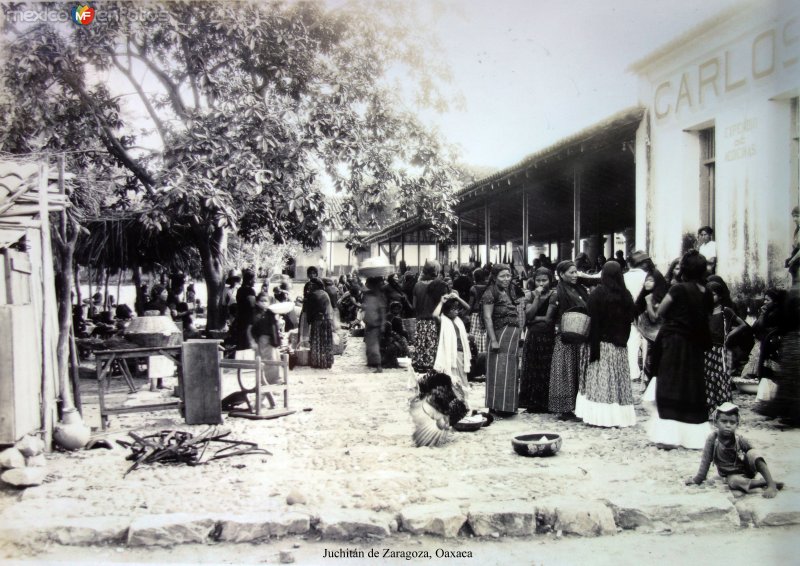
xmin=632 ymin=1 xmax=800 ymax=292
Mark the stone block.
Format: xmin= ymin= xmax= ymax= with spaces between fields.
xmin=25 ymin=454 xmax=46 ymax=468
xmin=0 ymin=447 xmax=25 ymax=469
xmin=317 ymin=509 xmax=392 ymax=540
xmin=468 ymin=501 xmax=537 ymax=537
xmin=537 ymin=499 xmax=616 ymax=537
xmin=15 ymin=436 xmax=44 ymax=458
xmin=606 ymin=492 xmax=739 ymax=532
xmin=736 ymin=494 xmax=800 ymax=527
xmin=399 ymin=503 xmax=467 ymax=538
xmin=1 ymin=467 xmax=46 ymax=487
xmin=127 ymin=514 xmax=216 ymax=546
xmin=217 ymin=511 xmax=311 ymax=542
xmin=0 ymin=516 xmax=128 ymax=546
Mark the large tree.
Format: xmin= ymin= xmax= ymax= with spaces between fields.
xmin=1 ymin=0 xmax=460 ymax=328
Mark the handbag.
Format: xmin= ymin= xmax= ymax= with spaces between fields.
xmin=560 ymin=307 xmax=590 ymax=343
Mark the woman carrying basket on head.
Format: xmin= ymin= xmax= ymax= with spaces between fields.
xmin=546 ymin=260 xmax=590 ymax=420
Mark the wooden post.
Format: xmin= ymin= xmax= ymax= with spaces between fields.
xmin=573 ymin=165 xmax=582 ymax=260
xmin=417 ymin=231 xmax=421 ymax=271
xmin=400 ymin=231 xmax=405 ymax=263
xmin=522 ymin=185 xmax=529 ymax=267
xmin=484 ymin=202 xmax=491 ymax=264
xmin=456 ymin=216 xmax=462 ymax=266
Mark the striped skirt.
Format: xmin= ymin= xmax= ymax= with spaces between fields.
xmin=469 ymin=312 xmax=487 ymax=354
xmin=519 ymin=330 xmax=555 ymax=411
xmin=485 ymin=325 xmax=521 ymax=413
xmin=310 ymin=318 xmax=334 ymax=369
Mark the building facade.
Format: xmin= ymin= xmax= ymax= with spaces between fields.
xmin=632 ymin=1 xmax=800 ymax=292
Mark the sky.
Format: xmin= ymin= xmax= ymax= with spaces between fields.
xmin=407 ymin=0 xmax=748 ymax=170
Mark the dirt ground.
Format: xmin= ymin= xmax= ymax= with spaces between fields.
xmin=1 ymin=335 xmax=799 ymax=563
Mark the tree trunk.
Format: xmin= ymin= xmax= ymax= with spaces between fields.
xmin=197 ymin=225 xmax=227 ymax=330
xmin=55 ymin=240 xmax=76 ymax=412
xmin=132 ymin=266 xmax=144 ymax=316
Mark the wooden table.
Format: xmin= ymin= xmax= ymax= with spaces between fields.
xmin=95 ymin=346 xmax=182 ymax=430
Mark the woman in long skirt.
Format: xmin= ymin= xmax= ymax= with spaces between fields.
xmin=647 ymin=250 xmax=713 ymax=449
xmin=546 ymin=261 xmax=589 ymax=418
xmin=305 ymin=278 xmax=334 ymax=369
xmin=482 ymin=264 xmax=522 ymax=415
xmin=704 ymin=280 xmax=746 ymax=416
xmin=519 ymin=267 xmax=556 ymax=412
xmin=468 ymin=268 xmax=489 ymax=355
xmin=412 ymin=261 xmax=448 ymax=372
xmin=363 ymin=276 xmax=387 ymax=372
xmin=575 ymin=262 xmax=636 ymax=427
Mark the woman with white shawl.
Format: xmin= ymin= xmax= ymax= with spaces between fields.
xmin=433 ymin=291 xmax=472 ymax=407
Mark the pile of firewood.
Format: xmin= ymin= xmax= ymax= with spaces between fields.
xmin=116 ymin=427 xmax=270 ymax=476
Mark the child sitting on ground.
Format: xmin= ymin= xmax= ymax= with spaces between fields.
xmin=685 ymin=402 xmax=783 ymax=498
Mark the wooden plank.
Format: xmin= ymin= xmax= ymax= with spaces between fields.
xmin=181 ymin=340 xmax=223 ymax=425
xmin=0 ymin=305 xmax=41 ymax=443
xmin=103 ymin=402 xmax=180 ymax=415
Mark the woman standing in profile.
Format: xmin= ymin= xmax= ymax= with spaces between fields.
xmin=575 ymin=261 xmax=637 ymax=427
xmin=546 ymin=260 xmax=589 ymax=419
xmin=648 ymin=250 xmax=713 ymax=449
xmin=482 ymin=264 xmax=522 ymax=416
xmin=519 ymin=267 xmax=556 ymax=412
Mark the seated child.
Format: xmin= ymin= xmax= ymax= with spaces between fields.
xmin=685 ymin=402 xmax=783 ymax=498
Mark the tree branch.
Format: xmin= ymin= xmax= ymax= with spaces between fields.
xmin=122 ymin=46 xmax=190 ymax=120
xmin=110 ymin=54 xmax=168 ymax=144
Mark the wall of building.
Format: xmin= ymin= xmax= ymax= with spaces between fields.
xmin=635 ymin=3 xmax=800 ymax=291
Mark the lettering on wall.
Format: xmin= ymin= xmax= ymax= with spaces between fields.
xmin=654 ymin=16 xmax=799 ymax=119
xmin=723 ymin=118 xmax=757 ymax=161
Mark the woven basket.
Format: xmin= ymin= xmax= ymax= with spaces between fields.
xmin=125 ymin=316 xmax=182 ymax=348
xmin=560 ymin=309 xmax=590 ymax=343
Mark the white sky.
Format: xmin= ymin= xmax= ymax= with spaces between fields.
xmin=413 ymin=0 xmax=747 ymax=169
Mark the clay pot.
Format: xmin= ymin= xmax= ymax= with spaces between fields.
xmin=53 ymin=409 xmax=90 ymax=451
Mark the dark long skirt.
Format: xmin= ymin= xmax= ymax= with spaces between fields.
xmin=381 ymin=331 xmax=409 ymax=368
xmin=412 ymin=319 xmax=438 ymax=372
xmin=519 ymin=330 xmax=555 ymax=411
xmin=365 ymin=325 xmax=382 ymax=367
xmin=548 ymin=335 xmax=588 ymax=413
xmin=310 ymin=318 xmax=333 ymax=369
xmin=485 ymin=325 xmax=521 ymax=412
xmin=655 ymin=331 xmax=707 ymax=424
xmin=704 ymin=345 xmax=731 ymax=417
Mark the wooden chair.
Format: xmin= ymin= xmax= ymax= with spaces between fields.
xmin=221 ymin=353 xmax=295 ymax=420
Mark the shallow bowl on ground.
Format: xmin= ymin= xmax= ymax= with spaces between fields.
xmin=396 ymin=357 xmax=411 ymax=368
xmin=733 ymin=377 xmax=759 ymax=394
xmin=453 ymin=414 xmax=486 ymax=432
xmin=512 ymin=433 xmax=562 ymax=457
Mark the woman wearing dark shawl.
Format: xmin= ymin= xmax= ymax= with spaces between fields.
xmin=575 ymin=261 xmax=637 ymax=427
xmin=482 ymin=264 xmax=522 ymax=415
xmin=519 ymin=267 xmax=556 ymax=412
xmin=305 ymin=277 xmax=334 ymax=369
xmin=647 ymin=250 xmax=714 ymax=449
xmin=412 ymin=261 xmax=448 ymax=372
xmin=363 ymin=276 xmax=388 ymax=372
xmin=546 ymin=260 xmax=589 ymax=417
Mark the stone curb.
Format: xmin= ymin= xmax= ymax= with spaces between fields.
xmin=1 ymin=495 xmax=798 ymax=548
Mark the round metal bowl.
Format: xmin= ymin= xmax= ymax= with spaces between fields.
xmin=512 ymin=433 xmax=562 ymax=457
